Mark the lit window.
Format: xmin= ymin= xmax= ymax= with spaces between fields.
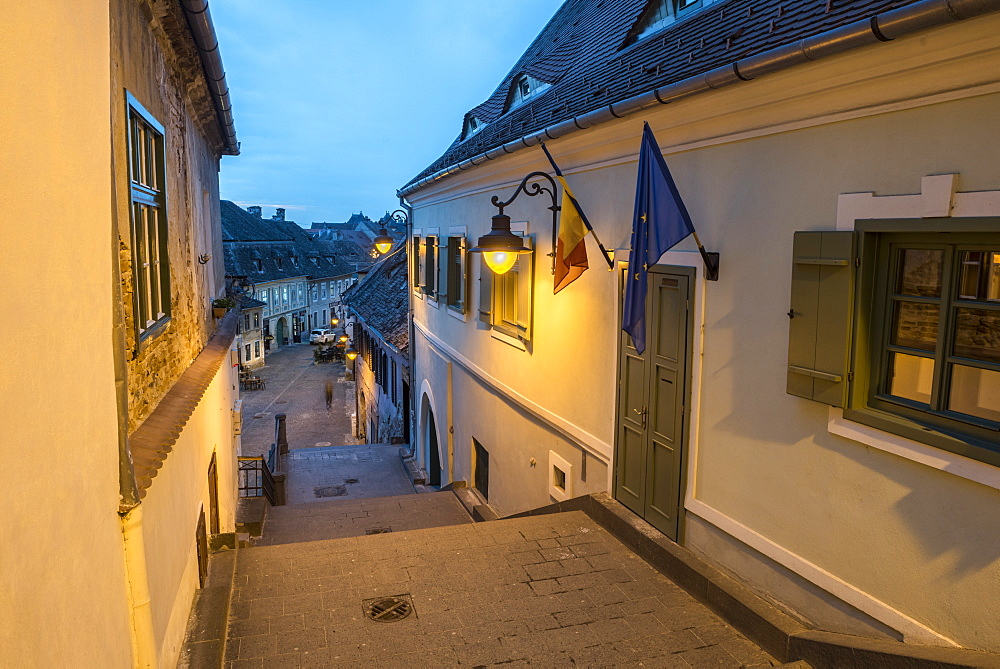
xmin=126 ymin=92 xmax=170 ymax=340
xmin=788 ymin=227 xmax=1000 ymax=466
xmin=254 ymin=340 xmax=260 ymax=358
xmin=479 ymin=232 xmax=533 ymax=342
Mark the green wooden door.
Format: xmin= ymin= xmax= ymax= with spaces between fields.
xmin=615 ymin=269 xmax=691 ymax=541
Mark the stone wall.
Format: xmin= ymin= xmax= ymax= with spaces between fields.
xmin=111 ymin=0 xmax=225 ymax=432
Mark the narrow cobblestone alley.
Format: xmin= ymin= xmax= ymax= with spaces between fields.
xmin=239 ymin=345 xmax=356 ymax=458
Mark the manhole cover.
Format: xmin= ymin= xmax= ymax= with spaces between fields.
xmin=365 ymin=527 xmax=391 ymax=535
xmin=314 ymin=485 xmax=347 ymax=498
xmin=344 ymin=478 xmax=359 ymax=484
xmin=362 ymin=595 xmax=413 ymax=622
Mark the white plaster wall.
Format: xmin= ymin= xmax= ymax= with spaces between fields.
xmin=407 ymin=15 xmax=1000 ymax=650
xmin=140 ymin=360 xmax=239 ymax=668
xmin=0 ymin=3 xmax=134 ymax=667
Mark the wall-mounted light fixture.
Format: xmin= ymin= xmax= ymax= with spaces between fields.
xmin=374 ymin=209 xmax=407 ymax=255
xmin=331 ymin=317 xmax=340 ymax=327
xmin=470 ymin=170 xmax=614 ymax=276
xmin=345 ymin=347 xmax=358 ymax=360
xmin=198 ymin=253 xmax=212 ymax=264
xmin=338 ymin=333 xmax=349 ymax=344
xmin=470 ymin=172 xmax=553 ymax=275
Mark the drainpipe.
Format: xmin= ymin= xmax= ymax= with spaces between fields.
xmin=400 ymin=197 xmax=416 ymax=459
xmin=111 ymin=159 xmax=158 ymax=666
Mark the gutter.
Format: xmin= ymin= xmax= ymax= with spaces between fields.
xmin=398 ymin=0 xmax=1000 ymax=198
xmin=179 ymin=0 xmax=240 ymax=155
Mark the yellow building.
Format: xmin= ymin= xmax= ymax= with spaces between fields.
xmin=1 ymin=1 xmax=241 ymax=665
xmin=401 ymin=0 xmax=1000 ymax=653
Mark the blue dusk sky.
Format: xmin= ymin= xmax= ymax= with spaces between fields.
xmin=211 ymin=0 xmax=564 ymax=227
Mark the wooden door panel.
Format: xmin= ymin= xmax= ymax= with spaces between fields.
xmin=617 ymin=423 xmax=646 ymax=513
xmin=651 ymin=364 xmax=677 ymax=444
xmin=645 ymin=438 xmax=679 ymax=535
xmin=654 ymin=278 xmax=682 ymax=364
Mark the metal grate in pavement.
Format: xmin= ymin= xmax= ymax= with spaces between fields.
xmin=362 ymin=594 xmax=413 ymax=623
xmin=314 ymin=485 xmax=347 ymax=497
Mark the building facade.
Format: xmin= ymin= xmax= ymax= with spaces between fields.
xmin=345 ymin=247 xmax=411 ymax=446
xmin=1 ymin=0 xmax=241 ymax=666
xmin=401 ymin=0 xmax=1000 ymax=653
xmin=221 ymin=201 xmax=366 ymax=349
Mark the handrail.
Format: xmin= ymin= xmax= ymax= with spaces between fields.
xmin=237 ymin=455 xmax=275 ymax=505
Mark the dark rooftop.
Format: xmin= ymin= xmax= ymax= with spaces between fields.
xmin=221 ymin=200 xmax=367 ymax=282
xmin=402 ymin=0 xmax=920 ymax=192
xmin=344 ymin=246 xmax=409 ymax=353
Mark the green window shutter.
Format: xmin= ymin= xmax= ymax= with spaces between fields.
xmin=478 ymin=255 xmax=493 ymax=324
xmin=515 ymin=236 xmax=534 ymax=341
xmin=787 ymin=231 xmax=857 ymax=406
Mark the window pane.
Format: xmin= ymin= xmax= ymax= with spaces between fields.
xmin=953 ymin=308 xmax=1000 ymax=363
xmin=957 ymin=251 xmax=1000 ymax=302
xmin=891 ymin=301 xmax=938 ymax=351
xmin=888 ymin=351 xmax=934 ymax=404
xmin=896 ymin=248 xmax=942 ymax=297
xmin=949 ymin=365 xmax=1000 ymax=423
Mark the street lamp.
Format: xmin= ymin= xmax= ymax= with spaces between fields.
xmin=345 ymin=346 xmax=358 ymax=360
xmin=331 ymin=316 xmax=340 ymax=327
xmin=338 ymin=333 xmax=349 ymax=344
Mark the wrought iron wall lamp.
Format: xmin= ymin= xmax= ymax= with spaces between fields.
xmin=470 ymin=172 xmax=555 ymax=275
xmin=374 ymin=209 xmax=407 ymax=255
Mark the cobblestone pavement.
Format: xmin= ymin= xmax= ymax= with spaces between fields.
xmin=239 ymin=345 xmax=356 ymax=458
xmin=228 ymin=508 xmax=779 ymax=668
xmin=256 ymin=491 xmax=474 ymax=547
xmin=282 ymin=445 xmax=416 ymax=506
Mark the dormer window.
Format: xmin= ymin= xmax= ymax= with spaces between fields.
xmin=627 ymin=0 xmax=711 ymax=45
xmin=463 ymin=115 xmax=485 ymax=140
xmin=290 ymin=255 xmax=298 ymax=267
xmin=509 ymin=74 xmax=551 ymax=110
xmin=277 ymin=258 xmax=283 ymax=269
xmin=255 ymin=259 xmax=263 ymax=272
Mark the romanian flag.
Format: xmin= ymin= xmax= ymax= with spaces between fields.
xmin=554 ymin=176 xmax=589 ymax=293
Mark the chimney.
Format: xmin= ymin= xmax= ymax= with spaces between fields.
xmin=272 ymin=208 xmax=285 ymax=221
xmin=247 ymin=205 xmax=262 ymax=217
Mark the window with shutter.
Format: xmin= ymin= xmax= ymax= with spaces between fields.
xmin=788 ymin=223 xmax=1000 ymax=467
xmin=445 ymin=235 xmax=467 ymax=312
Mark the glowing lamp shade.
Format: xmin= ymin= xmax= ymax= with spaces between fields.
xmin=345 ymin=347 xmax=358 ymax=360
xmin=331 ymin=317 xmax=340 ymax=326
xmin=338 ymin=334 xmax=349 ymax=343
xmin=373 ymin=228 xmax=393 ymax=254
xmin=470 ymin=212 xmax=531 ymax=275
xmin=483 ymin=251 xmax=519 ymax=275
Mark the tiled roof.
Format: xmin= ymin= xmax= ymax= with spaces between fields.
xmin=221 ymin=200 xmax=292 ymax=242
xmin=221 ymin=200 xmax=363 ymax=282
xmin=403 ymin=0 xmax=920 ymax=190
xmin=129 ymin=310 xmax=238 ymax=497
xmin=344 ymin=246 xmax=409 ymax=353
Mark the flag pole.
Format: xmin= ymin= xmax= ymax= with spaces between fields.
xmin=540 ymin=143 xmax=615 ymax=269
xmin=690 ymin=230 xmax=720 ymax=281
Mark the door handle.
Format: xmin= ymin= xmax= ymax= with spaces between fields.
xmin=633 ymin=405 xmax=647 ymax=429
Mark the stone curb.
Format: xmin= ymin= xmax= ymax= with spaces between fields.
xmin=509 ymin=493 xmax=1000 ymax=669
xmin=177 ymin=546 xmax=239 ymax=668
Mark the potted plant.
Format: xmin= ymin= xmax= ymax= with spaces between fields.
xmin=212 ymin=297 xmax=235 ymax=318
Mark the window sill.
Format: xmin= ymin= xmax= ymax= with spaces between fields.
xmin=447 ymin=306 xmax=466 ymax=322
xmin=136 ymin=316 xmax=172 ymax=355
xmin=490 ymin=328 xmax=527 ymax=351
xmin=830 ymin=407 xmax=1000 ymax=491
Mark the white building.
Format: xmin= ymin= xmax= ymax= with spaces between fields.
xmin=401 ymin=0 xmax=1000 ymax=654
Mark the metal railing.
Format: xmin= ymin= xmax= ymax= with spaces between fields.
xmin=238 ymin=452 xmax=276 ymax=505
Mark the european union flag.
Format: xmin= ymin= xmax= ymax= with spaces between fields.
xmin=622 ymin=123 xmax=695 ymax=354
